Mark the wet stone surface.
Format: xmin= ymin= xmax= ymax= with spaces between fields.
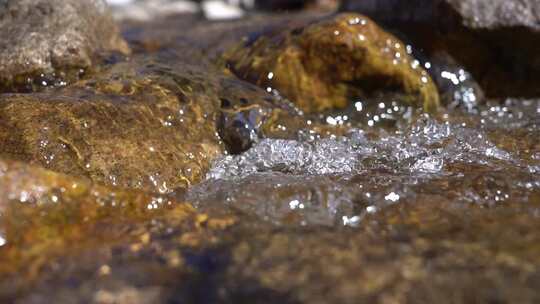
xmin=225 ymin=13 xmax=440 ymax=113
xmin=1 ymin=3 xmax=540 ymax=303
xmin=0 ymin=0 xmax=130 ymax=93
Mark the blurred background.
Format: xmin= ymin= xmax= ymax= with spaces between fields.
xmin=106 ymin=0 xmax=338 ymax=20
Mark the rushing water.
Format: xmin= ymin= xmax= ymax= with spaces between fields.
xmin=2 ymin=3 xmax=540 ymax=302
xmin=187 ymin=98 xmax=540 ymax=227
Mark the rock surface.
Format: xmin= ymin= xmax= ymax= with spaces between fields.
xmin=0 ymin=0 xmax=130 ymax=92
xmin=342 ymin=0 xmax=540 ymax=29
xmin=341 ymin=0 xmax=540 ymax=98
xmin=225 ymin=13 xmax=440 ymax=113
xmin=0 ymin=158 xmax=237 ymax=303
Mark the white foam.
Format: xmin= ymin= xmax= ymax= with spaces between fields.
xmin=207 ymin=115 xmax=514 ymax=180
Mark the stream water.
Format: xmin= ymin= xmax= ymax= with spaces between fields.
xmin=188 ymin=98 xmax=540 ymax=227
xmin=1 ymin=1 xmax=540 ymax=303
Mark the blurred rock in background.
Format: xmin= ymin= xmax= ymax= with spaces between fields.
xmin=106 ymin=0 xmax=338 ymax=20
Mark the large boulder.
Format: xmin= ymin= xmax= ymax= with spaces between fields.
xmin=341 ymin=0 xmax=540 ymax=98
xmin=0 ymin=0 xmax=130 ymax=92
xmin=225 ymin=13 xmax=440 ymax=113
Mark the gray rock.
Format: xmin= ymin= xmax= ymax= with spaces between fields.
xmin=446 ymin=0 xmax=540 ymax=29
xmin=341 ymin=0 xmax=540 ymax=98
xmin=0 ymin=0 xmax=130 ymax=92
xmin=341 ymin=0 xmax=540 ymax=29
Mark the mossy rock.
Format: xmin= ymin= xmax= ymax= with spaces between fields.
xmin=225 ymin=13 xmax=440 ymax=113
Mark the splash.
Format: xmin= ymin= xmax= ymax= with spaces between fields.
xmin=207 ymin=115 xmax=513 ymax=180
xmin=187 ymin=109 xmax=539 ymax=227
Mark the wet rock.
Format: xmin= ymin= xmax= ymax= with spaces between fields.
xmin=0 ymin=56 xmax=225 ymax=192
xmin=0 ymin=158 xmax=237 ymax=303
xmin=220 ymin=194 xmax=540 ymax=303
xmin=0 ymin=158 xmax=176 ymax=213
xmin=0 ymin=10 xmax=346 ymax=190
xmin=217 ymin=99 xmax=264 ymax=154
xmin=341 ymin=0 xmax=540 ymax=98
xmin=225 ymin=13 xmax=440 ymax=114
xmin=426 ymin=52 xmax=484 ymax=110
xmin=0 ymin=0 xmax=130 ymax=92
xmin=0 ymin=7 xmax=538 ymax=304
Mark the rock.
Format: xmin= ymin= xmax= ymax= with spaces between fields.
xmin=3 ymin=157 xmax=540 ymax=303
xmin=341 ymin=0 xmax=540 ymax=29
xmin=0 ymin=11 xmax=356 ymax=192
xmin=425 ymin=51 xmax=484 ymax=110
xmin=0 ymin=51 xmax=324 ymax=191
xmin=341 ymin=0 xmax=540 ymax=98
xmin=0 ymin=157 xmax=237 ymax=303
xmin=0 ymin=158 xmax=177 ymax=213
xmin=224 ymin=13 xmax=440 ymax=113
xmin=0 ymin=56 xmax=225 ymax=193
xmin=0 ymin=0 xmax=130 ymax=93
xmin=1 ymin=9 xmax=540 ymax=304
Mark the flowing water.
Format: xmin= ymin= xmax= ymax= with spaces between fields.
xmin=1 ymin=2 xmax=540 ymax=303
xmin=188 ymin=98 xmax=540 ymax=227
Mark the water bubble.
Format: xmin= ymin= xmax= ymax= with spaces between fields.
xmin=384 ymin=192 xmax=400 ymax=202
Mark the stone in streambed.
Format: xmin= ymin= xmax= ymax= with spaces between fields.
xmin=225 ymin=13 xmax=440 ymax=114
xmin=0 ymin=0 xmax=130 ymax=92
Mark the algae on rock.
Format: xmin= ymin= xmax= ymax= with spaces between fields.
xmin=225 ymin=13 xmax=440 ymax=113
xmin=0 ymin=56 xmax=225 ymax=192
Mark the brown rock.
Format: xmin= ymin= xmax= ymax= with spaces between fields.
xmin=0 ymin=56 xmax=224 ymax=192
xmin=0 ymin=157 xmax=237 ymax=303
xmin=225 ymin=13 xmax=440 ymax=113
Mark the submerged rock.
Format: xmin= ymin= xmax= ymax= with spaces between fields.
xmin=341 ymin=0 xmax=540 ymax=98
xmin=0 ymin=158 xmax=237 ymax=303
xmin=0 ymin=158 xmax=175 ymax=213
xmin=0 ymin=0 xmax=130 ymax=92
xmin=225 ymin=13 xmax=440 ymax=114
